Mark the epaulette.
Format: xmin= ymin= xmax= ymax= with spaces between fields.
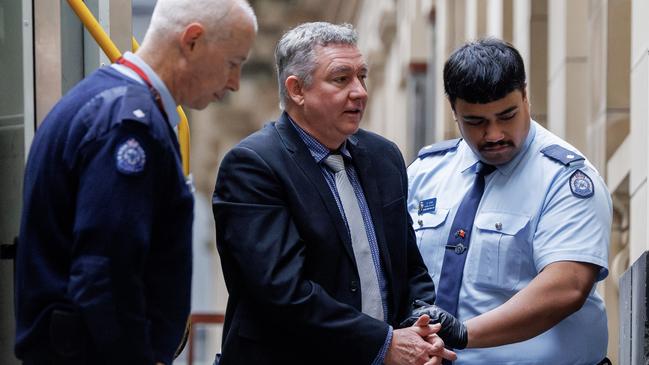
xmin=540 ymin=144 xmax=584 ymax=165
xmin=418 ymin=138 xmax=461 ymax=159
xmin=114 ymin=86 xmax=154 ymax=127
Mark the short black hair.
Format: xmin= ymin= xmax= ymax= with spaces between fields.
xmin=443 ymin=38 xmax=526 ymax=109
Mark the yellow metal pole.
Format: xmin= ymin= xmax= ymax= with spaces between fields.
xmin=177 ymin=109 xmax=191 ymax=177
xmin=67 ymin=0 xmax=190 ymax=177
xmin=131 ymin=36 xmax=139 ymax=54
xmin=66 ymin=0 xmax=121 ymax=61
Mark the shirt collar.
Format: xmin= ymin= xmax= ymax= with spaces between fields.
xmin=460 ymin=120 xmax=537 ymax=176
xmin=287 ymin=115 xmax=352 ymax=163
xmin=111 ymin=51 xmax=180 ymax=128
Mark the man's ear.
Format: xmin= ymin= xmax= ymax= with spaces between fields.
xmin=521 ymin=85 xmax=529 ymax=103
xmin=285 ymin=76 xmax=304 ymax=106
xmin=179 ymin=23 xmax=205 ymax=55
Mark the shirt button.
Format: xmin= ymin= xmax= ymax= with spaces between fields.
xmin=418 ymin=219 xmax=423 ymax=227
xmin=350 ymin=280 xmax=358 ymax=292
xmin=495 ymin=222 xmax=502 ymax=230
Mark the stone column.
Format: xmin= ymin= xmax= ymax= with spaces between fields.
xmin=630 ymin=0 xmax=649 ymax=263
xmin=588 ymin=0 xmax=609 ymax=173
xmin=529 ymin=0 xmax=548 ymax=127
xmin=605 ymin=0 xmax=632 ymax=165
xmin=486 ymin=0 xmax=503 ymax=38
xmin=434 ymin=0 xmax=461 ymax=141
xmin=465 ymin=0 xmax=478 ymax=40
xmin=512 ymin=0 xmax=531 ymax=72
xmin=592 ymin=1 xmax=632 ymax=362
xmin=547 ymin=0 xmax=589 ymax=152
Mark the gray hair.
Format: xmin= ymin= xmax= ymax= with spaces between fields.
xmin=144 ymin=0 xmax=257 ymax=44
xmin=275 ymin=22 xmax=358 ymax=109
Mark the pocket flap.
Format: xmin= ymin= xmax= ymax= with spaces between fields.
xmin=475 ymin=211 xmax=530 ymax=235
xmin=412 ymin=209 xmax=449 ymax=230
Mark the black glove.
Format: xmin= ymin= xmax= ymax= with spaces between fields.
xmin=399 ymin=300 xmax=468 ymax=349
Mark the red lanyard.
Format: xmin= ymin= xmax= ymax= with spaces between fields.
xmin=116 ymin=57 xmax=168 ymax=121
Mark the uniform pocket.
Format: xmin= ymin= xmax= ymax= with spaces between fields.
xmin=470 ymin=212 xmax=530 ymax=292
xmin=411 ymin=209 xmax=450 ymax=287
xmin=413 ymin=209 xmax=449 ymax=231
xmin=67 ymin=255 xmax=120 ymax=347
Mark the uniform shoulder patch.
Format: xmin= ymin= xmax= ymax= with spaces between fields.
xmin=116 ymin=137 xmax=146 ymax=174
xmin=569 ymin=169 xmax=594 ymax=198
xmin=540 ymin=144 xmax=585 ymax=165
xmin=418 ymin=138 xmax=462 ymax=159
xmin=113 ymin=86 xmax=154 ymax=128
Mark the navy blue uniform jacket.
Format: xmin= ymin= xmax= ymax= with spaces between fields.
xmin=212 ymin=112 xmax=436 ymax=365
xmin=15 ymin=67 xmax=193 ymax=365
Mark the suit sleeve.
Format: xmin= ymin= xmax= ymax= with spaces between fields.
xmin=213 ymin=145 xmax=389 ymax=363
xmin=405 ymin=211 xmax=437 ymax=306
xmin=392 ymin=143 xmax=437 ymax=317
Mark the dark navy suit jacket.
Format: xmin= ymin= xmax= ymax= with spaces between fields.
xmin=212 ymin=112 xmax=436 ymax=365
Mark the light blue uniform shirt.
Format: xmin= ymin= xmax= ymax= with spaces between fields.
xmin=407 ymin=121 xmax=611 ymax=365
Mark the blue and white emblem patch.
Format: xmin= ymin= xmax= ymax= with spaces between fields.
xmin=569 ymin=169 xmax=594 ymax=198
xmin=116 ymin=138 xmax=146 ymax=174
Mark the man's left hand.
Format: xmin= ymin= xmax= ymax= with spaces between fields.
xmin=422 ymin=332 xmax=457 ymax=364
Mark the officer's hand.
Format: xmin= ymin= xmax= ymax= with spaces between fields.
xmin=399 ymin=300 xmax=468 ymax=349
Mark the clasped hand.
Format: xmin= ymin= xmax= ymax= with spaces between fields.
xmin=385 ymin=315 xmax=457 ymax=365
xmin=399 ymin=300 xmax=468 ymax=349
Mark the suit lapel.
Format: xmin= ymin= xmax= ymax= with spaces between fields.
xmin=274 ymin=113 xmax=356 ymax=263
xmin=348 ymin=138 xmax=395 ymax=304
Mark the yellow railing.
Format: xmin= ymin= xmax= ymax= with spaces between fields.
xmin=66 ymin=0 xmax=191 ymax=176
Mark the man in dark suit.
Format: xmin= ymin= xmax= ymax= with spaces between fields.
xmin=212 ymin=22 xmax=464 ymax=365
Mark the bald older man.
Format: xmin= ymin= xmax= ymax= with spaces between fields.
xmin=14 ymin=1 xmax=256 ymax=364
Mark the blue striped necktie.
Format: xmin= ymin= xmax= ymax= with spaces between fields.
xmin=436 ymin=161 xmax=496 ymax=317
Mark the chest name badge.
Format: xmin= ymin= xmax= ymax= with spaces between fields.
xmin=116 ymin=137 xmax=146 ymax=175
xmin=569 ymin=169 xmax=594 ymax=198
xmin=418 ymin=198 xmax=437 ymax=215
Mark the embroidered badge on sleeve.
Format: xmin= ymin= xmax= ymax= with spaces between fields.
xmin=116 ymin=137 xmax=146 ymax=174
xmin=569 ymin=169 xmax=594 ymax=198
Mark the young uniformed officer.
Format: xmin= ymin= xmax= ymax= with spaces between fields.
xmin=15 ymin=1 xmax=256 ymax=364
xmin=407 ymin=38 xmax=612 ymax=364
